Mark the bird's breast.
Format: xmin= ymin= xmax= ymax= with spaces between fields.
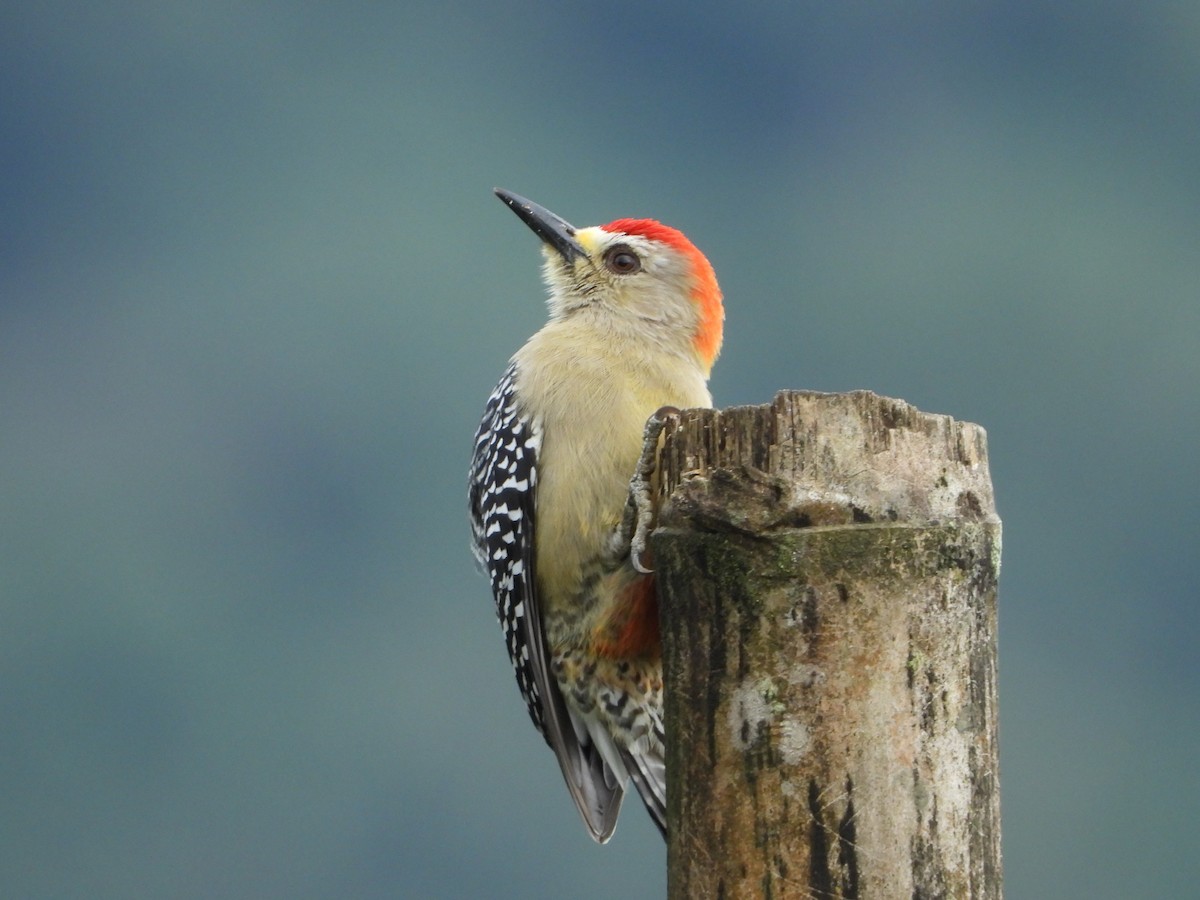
xmin=513 ymin=323 xmax=711 ymax=620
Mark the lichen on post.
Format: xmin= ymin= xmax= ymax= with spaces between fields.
xmin=653 ymin=391 xmax=1002 ymax=900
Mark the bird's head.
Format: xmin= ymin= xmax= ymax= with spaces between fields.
xmin=495 ymin=189 xmax=724 ymax=374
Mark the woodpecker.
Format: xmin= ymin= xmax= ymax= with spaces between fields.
xmin=469 ymin=189 xmax=723 ymax=842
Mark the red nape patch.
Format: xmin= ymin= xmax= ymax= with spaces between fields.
xmin=601 ymin=218 xmax=724 ymax=370
xmin=591 ymin=575 xmax=661 ymax=660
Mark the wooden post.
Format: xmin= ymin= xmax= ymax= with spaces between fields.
xmin=653 ymin=391 xmax=1002 ymax=899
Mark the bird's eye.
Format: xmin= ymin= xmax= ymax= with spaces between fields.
xmin=603 ymin=245 xmax=642 ymax=275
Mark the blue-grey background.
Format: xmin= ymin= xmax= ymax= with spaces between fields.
xmin=3 ymin=3 xmax=1196 ymax=897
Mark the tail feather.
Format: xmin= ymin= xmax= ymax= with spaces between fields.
xmin=620 ymin=729 xmax=667 ymax=837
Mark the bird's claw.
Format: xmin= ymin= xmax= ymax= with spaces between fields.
xmin=622 ymin=406 xmax=680 ymax=574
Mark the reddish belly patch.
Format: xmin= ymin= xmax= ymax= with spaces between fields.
xmin=592 ymin=575 xmax=661 ymax=660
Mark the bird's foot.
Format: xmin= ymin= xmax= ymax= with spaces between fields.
xmin=613 ymin=406 xmax=681 ymax=574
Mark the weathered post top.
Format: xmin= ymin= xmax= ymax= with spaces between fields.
xmin=657 ymin=390 xmax=998 ymax=531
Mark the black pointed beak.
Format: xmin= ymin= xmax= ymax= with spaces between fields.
xmin=494 ymin=188 xmax=587 ymax=262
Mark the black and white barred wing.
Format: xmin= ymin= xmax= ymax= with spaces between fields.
xmin=468 ymin=363 xmax=623 ymax=841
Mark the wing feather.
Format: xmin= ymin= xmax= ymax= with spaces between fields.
xmin=469 ymin=363 xmax=624 ymax=841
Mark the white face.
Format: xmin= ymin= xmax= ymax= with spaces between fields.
xmin=540 ymin=226 xmax=702 ymax=340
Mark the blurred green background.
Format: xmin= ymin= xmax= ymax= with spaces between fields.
xmin=3 ymin=3 xmax=1197 ymax=897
